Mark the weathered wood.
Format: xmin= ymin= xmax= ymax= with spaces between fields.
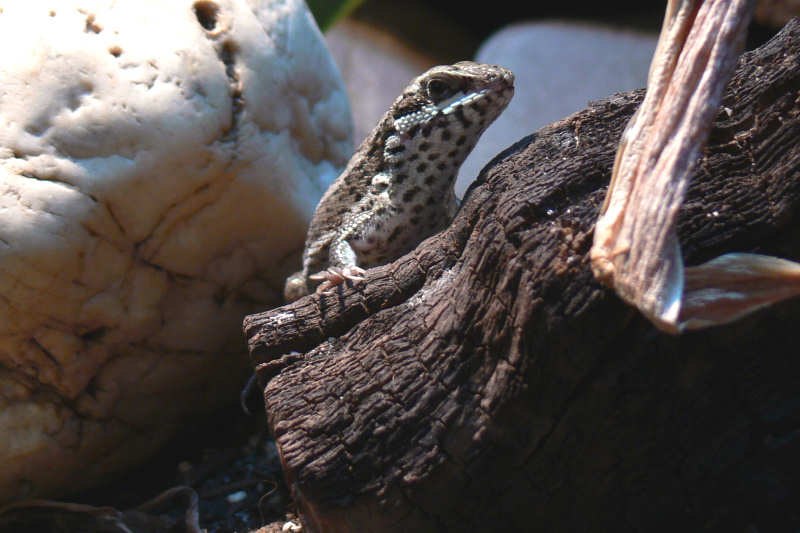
xmin=244 ymin=20 xmax=800 ymax=533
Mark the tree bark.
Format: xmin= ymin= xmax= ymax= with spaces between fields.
xmin=244 ymin=20 xmax=800 ymax=533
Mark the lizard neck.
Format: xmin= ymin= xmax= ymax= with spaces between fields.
xmin=381 ymin=126 xmax=471 ymax=201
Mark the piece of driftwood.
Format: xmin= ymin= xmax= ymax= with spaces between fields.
xmin=244 ymin=20 xmax=800 ymax=533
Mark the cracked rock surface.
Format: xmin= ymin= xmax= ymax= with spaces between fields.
xmin=0 ymin=0 xmax=352 ymax=502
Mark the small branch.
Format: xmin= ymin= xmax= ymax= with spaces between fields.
xmin=588 ymin=0 xmax=800 ymax=333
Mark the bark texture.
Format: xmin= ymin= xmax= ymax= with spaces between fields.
xmin=244 ymin=20 xmax=800 ymax=533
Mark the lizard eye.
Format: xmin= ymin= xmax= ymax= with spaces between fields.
xmin=426 ymin=78 xmax=452 ymax=102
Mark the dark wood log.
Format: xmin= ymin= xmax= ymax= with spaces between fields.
xmin=244 ymin=19 xmax=800 ymax=533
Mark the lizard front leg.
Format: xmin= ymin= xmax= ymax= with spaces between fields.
xmin=309 ymin=237 xmax=366 ymax=293
xmin=309 ymin=206 xmax=389 ymax=293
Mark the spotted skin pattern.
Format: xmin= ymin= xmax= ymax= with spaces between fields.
xmin=284 ymin=61 xmax=515 ymax=301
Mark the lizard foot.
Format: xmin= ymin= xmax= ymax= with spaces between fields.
xmin=310 ymin=266 xmax=366 ymax=293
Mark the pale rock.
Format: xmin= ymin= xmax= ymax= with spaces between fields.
xmin=0 ymin=0 xmax=352 ymax=501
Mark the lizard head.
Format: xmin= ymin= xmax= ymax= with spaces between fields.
xmin=389 ymin=61 xmax=515 ymax=148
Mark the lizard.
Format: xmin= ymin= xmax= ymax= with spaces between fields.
xmin=240 ymin=62 xmax=515 ymax=413
xmin=284 ymin=61 xmax=514 ymax=301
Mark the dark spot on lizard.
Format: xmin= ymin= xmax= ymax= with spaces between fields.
xmin=422 ymin=125 xmax=432 ymax=137
xmin=395 ymin=173 xmax=408 ymax=184
xmin=441 ymin=130 xmax=451 ymax=141
xmin=471 ymin=102 xmax=488 ymax=117
xmin=455 ymin=107 xmax=472 ymax=128
xmin=436 ymin=162 xmax=447 ymax=171
xmin=402 ymin=187 xmax=420 ymax=202
xmin=386 ymin=144 xmax=406 ymax=154
xmin=410 ymin=216 xmax=421 ymax=225
xmin=427 ymin=152 xmax=440 ymax=161
xmin=419 ymin=142 xmax=431 ymax=152
xmin=416 ymin=163 xmax=428 ymax=173
xmin=412 ymin=203 xmax=425 ymax=214
xmin=409 ymin=154 xmax=420 ymax=162
xmin=424 ymin=175 xmax=436 ymax=186
xmin=408 ymin=124 xmax=420 ymax=137
xmin=456 ymin=135 xmax=467 ymax=146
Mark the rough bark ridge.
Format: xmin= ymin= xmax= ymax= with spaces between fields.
xmin=244 ymin=21 xmax=800 ymax=533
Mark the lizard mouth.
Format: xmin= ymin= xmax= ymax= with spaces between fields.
xmin=438 ymin=88 xmax=490 ymax=115
xmin=438 ymin=76 xmax=514 ymax=116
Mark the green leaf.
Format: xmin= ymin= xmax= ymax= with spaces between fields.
xmin=307 ymin=0 xmax=366 ymax=31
